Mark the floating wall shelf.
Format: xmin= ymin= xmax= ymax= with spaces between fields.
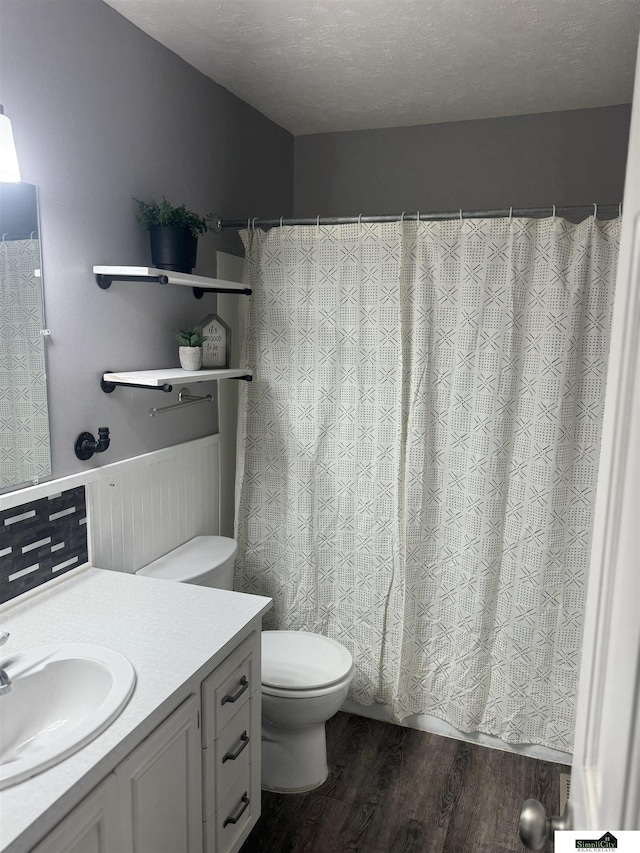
xmin=101 ymin=368 xmax=253 ymax=394
xmin=93 ymin=266 xmax=252 ymax=299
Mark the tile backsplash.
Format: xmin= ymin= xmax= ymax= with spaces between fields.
xmin=0 ymin=486 xmax=88 ymax=604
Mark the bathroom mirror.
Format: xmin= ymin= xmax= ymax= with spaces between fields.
xmin=0 ymin=182 xmax=51 ymax=491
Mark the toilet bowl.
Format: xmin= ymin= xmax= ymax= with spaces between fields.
xmin=261 ymin=630 xmax=354 ymax=792
xmin=136 ymin=536 xmax=354 ymax=793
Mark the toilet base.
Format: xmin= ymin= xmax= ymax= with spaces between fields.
xmin=261 ymin=720 xmax=329 ymax=793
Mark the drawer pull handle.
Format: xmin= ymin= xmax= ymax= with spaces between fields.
xmin=221 ymin=675 xmax=249 ymax=705
xmin=223 ymin=731 xmax=250 ymax=762
xmin=223 ymin=793 xmax=250 ymax=827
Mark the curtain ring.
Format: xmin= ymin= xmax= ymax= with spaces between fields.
xmin=252 ymin=217 xmax=258 ymax=230
xmin=358 ymin=213 xmax=363 ymax=227
xmin=400 ymin=211 xmax=406 ymax=224
xmin=508 ymin=206 xmax=513 ymax=224
xmin=619 ymin=202 xmax=623 ymax=217
xmin=459 ymin=209 xmax=463 ymax=221
xmin=279 ymin=217 xmax=284 ymax=228
xmin=247 ymin=218 xmax=251 ymax=233
xmin=416 ymin=210 xmax=420 ymax=225
xmin=552 ymin=204 xmax=556 ymax=220
xmin=593 ymin=203 xmax=598 ymax=219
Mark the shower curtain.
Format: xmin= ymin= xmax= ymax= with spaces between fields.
xmin=235 ymin=215 xmax=619 ymax=752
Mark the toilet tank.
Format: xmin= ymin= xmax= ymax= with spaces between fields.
xmin=135 ymin=536 xmax=237 ymax=590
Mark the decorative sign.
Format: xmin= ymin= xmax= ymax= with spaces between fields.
xmin=196 ymin=313 xmax=231 ymax=369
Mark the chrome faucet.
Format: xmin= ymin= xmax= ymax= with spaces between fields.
xmin=0 ymin=631 xmax=11 ymax=695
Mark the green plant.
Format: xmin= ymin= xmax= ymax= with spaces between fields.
xmin=175 ymin=328 xmax=206 ymax=348
xmin=133 ymin=197 xmax=220 ymax=237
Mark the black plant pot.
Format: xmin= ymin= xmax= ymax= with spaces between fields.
xmin=149 ymin=225 xmax=198 ymax=274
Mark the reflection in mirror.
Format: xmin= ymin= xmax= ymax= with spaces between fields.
xmin=0 ymin=183 xmax=51 ymax=490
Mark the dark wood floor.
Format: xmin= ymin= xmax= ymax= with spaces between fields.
xmin=240 ymin=712 xmax=569 ymax=853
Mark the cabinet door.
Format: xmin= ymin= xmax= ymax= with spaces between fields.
xmin=116 ymin=695 xmax=202 ymax=853
xmin=31 ymin=774 xmax=121 ymax=853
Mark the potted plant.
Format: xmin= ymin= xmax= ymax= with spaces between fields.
xmin=133 ymin=197 xmax=220 ymax=274
xmin=175 ymin=328 xmax=206 ymax=371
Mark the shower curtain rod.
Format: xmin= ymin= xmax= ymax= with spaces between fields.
xmin=216 ymin=203 xmax=621 ymax=230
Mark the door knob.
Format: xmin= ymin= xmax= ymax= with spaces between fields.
xmin=519 ymin=799 xmax=573 ymax=850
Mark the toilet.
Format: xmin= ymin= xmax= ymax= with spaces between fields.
xmin=261 ymin=630 xmax=353 ymax=792
xmin=136 ymin=535 xmax=354 ymax=793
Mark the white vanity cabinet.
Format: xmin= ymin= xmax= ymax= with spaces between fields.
xmin=30 ymin=775 xmax=123 ymax=853
xmin=30 ymin=698 xmax=201 ymax=853
xmin=27 ymin=629 xmax=262 ymax=853
xmin=115 ymin=695 xmax=202 ymax=853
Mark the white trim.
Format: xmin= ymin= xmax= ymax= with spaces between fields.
xmin=570 ymin=36 xmax=640 ymax=830
xmin=0 ymin=434 xmax=221 ymax=513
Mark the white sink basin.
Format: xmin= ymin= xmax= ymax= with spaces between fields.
xmin=0 ymin=644 xmax=135 ymax=788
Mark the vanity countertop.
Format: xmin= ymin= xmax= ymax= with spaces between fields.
xmin=0 ymin=567 xmax=271 ymax=853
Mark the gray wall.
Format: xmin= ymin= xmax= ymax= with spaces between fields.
xmin=0 ymin=0 xmax=293 ymax=485
xmin=1 ymin=0 xmax=631 ymax=490
xmin=294 ymin=106 xmax=631 ymax=216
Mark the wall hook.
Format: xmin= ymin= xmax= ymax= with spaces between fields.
xmin=75 ymin=427 xmax=111 ymax=460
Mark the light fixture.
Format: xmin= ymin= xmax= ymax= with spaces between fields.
xmin=0 ymin=105 xmax=21 ymax=183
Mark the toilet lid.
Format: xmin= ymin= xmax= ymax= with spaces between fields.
xmin=262 ymin=631 xmax=353 ymax=690
xmin=135 ymin=536 xmax=236 ymax=583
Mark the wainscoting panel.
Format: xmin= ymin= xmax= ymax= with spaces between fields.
xmin=87 ymin=435 xmax=220 ymax=574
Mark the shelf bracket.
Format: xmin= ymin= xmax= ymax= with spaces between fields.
xmin=101 ymin=375 xmax=173 ymax=394
xmin=192 ymin=286 xmax=252 ymax=299
xmin=96 ymin=273 xmax=170 ymax=290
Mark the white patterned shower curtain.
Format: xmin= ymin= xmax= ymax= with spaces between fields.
xmin=235 ymin=215 xmax=619 ymax=752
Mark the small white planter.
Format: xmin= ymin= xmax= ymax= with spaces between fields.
xmin=179 ymin=346 xmax=202 ymax=371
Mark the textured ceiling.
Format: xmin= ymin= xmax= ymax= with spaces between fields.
xmin=103 ymin=0 xmax=639 ymax=135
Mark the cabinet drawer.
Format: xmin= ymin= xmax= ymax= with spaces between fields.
xmin=202 ymin=633 xmax=257 ymax=745
xmin=203 ymin=701 xmax=252 ymax=820
xmin=203 ymin=768 xmax=254 ymax=853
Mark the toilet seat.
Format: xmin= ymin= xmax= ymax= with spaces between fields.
xmin=261 ymin=631 xmax=353 ymax=693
